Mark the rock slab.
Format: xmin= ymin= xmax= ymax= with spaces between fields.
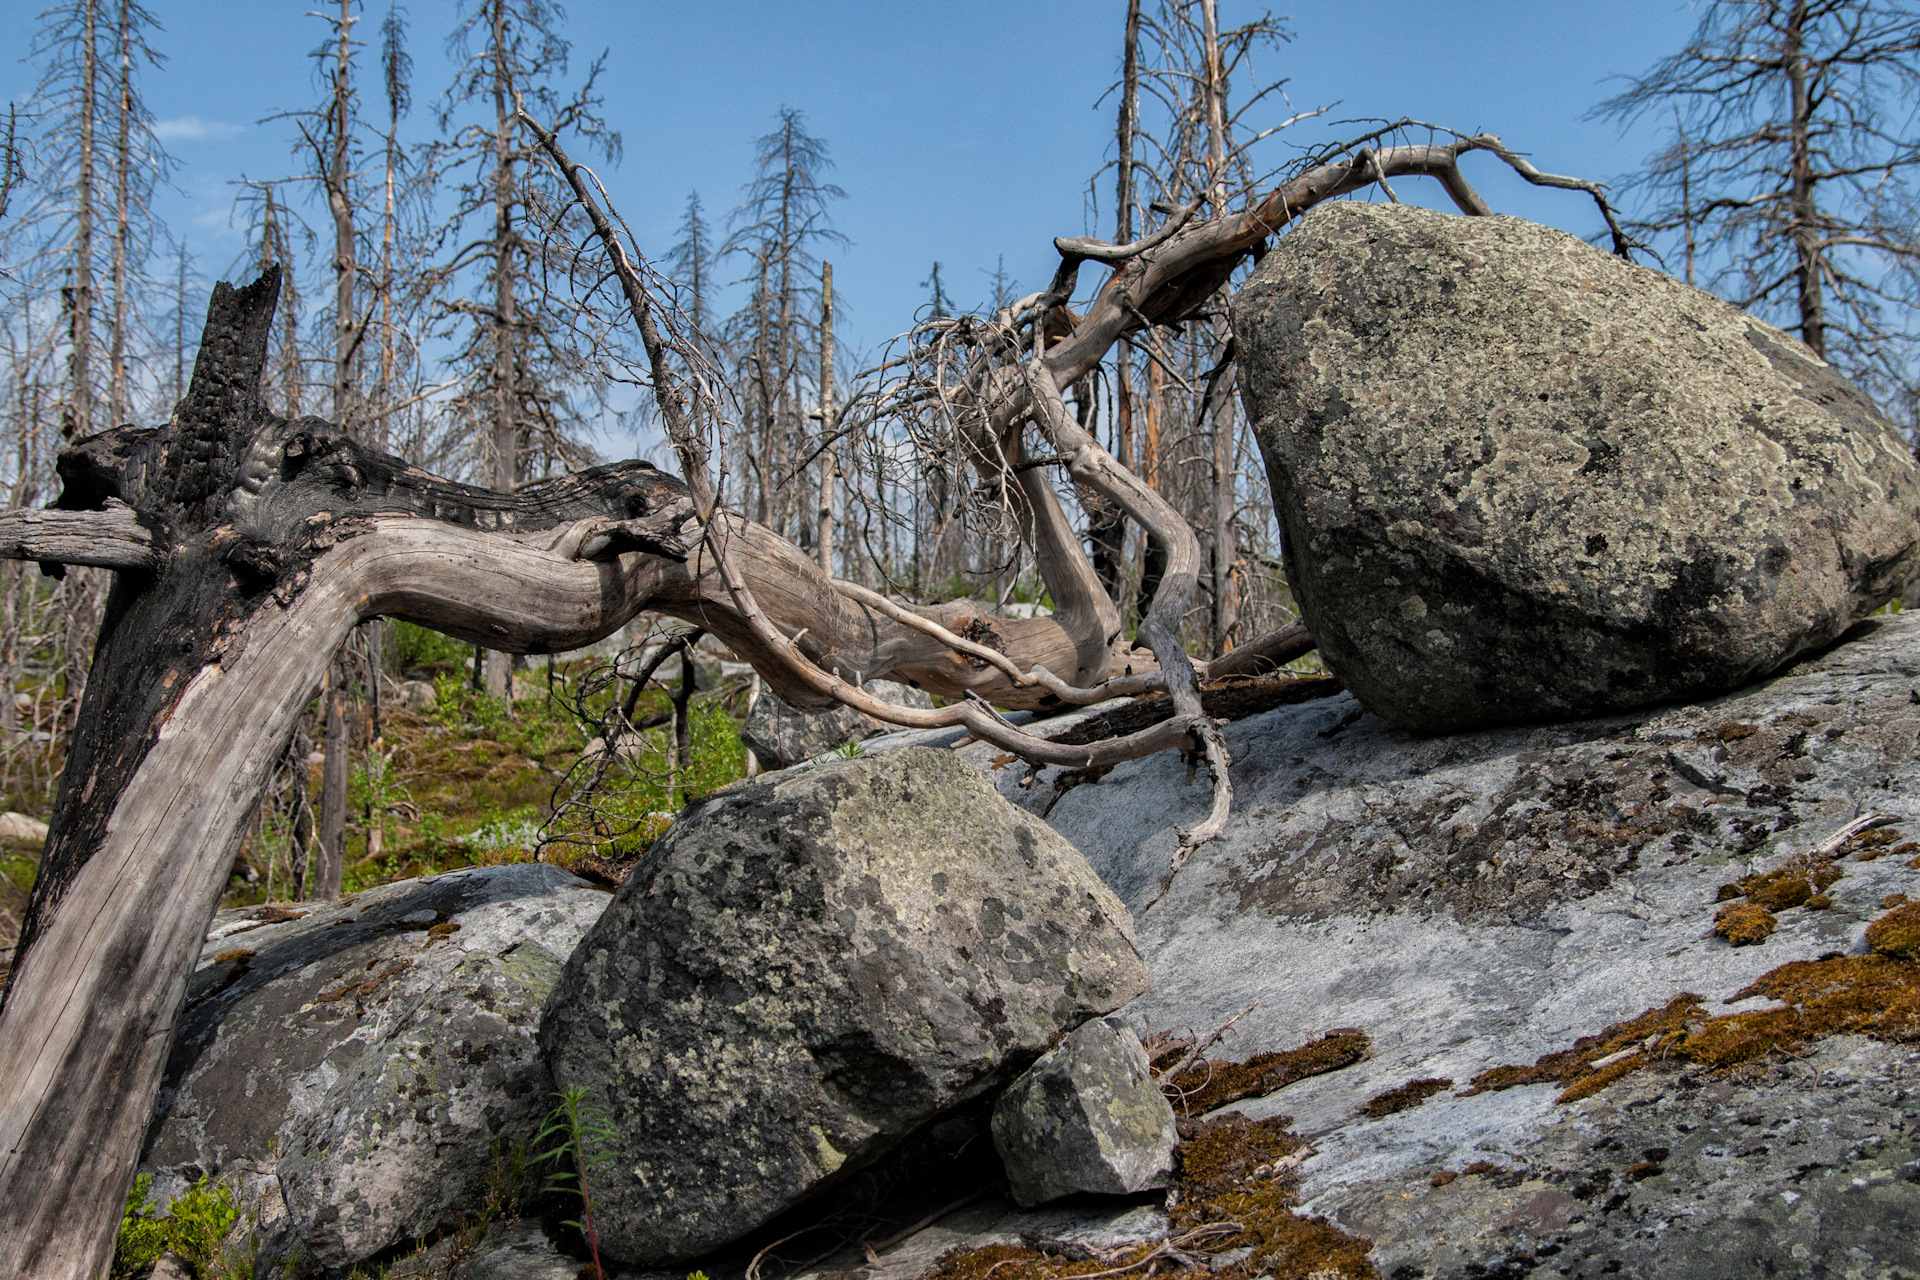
xmin=991 ymin=1015 xmax=1176 ymax=1206
xmin=540 ymin=745 xmax=1152 ymax=1264
xmin=990 ymin=611 xmax=1920 ymax=1276
xmin=1232 ymin=201 xmax=1920 ymax=732
xmin=141 ymin=863 xmax=610 ymax=1272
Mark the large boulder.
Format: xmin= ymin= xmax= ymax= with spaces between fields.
xmin=141 ymin=863 xmax=611 ymax=1272
xmin=906 ymin=612 xmax=1920 ymax=1277
xmin=1232 ymin=201 xmax=1920 ymax=732
xmin=540 ymin=745 xmax=1152 ymax=1264
xmin=744 ymin=677 xmax=935 ymax=770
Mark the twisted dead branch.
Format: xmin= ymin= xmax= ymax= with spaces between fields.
xmin=521 ymin=108 xmax=1635 ymax=860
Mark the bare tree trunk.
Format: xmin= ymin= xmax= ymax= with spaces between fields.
xmin=1088 ymin=0 xmax=1141 ymax=609
xmin=68 ymin=0 xmax=97 ymax=444
xmin=109 ymin=0 xmax=131 ymax=429
xmin=327 ymin=0 xmax=359 ymax=434
xmin=1199 ymin=0 xmax=1238 ymax=656
xmin=484 ymin=0 xmax=516 ymax=698
xmin=314 ymin=656 xmax=349 ymax=899
xmin=315 ymin=0 xmax=362 ymax=891
xmin=817 ymin=260 xmax=835 ymax=575
xmin=1784 ymin=0 xmax=1825 ymax=359
xmin=672 ymin=647 xmax=695 ymax=804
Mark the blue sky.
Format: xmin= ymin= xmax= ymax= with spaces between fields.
xmin=1 ymin=0 xmax=1703 ymax=366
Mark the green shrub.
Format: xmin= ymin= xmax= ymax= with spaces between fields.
xmin=113 ymin=1173 xmax=240 ymax=1279
xmin=388 ymin=619 xmax=472 ymax=674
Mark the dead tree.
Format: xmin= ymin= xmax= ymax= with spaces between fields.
xmin=0 ymin=111 xmax=1626 ymax=1272
xmin=1598 ymin=0 xmax=1920 ymax=418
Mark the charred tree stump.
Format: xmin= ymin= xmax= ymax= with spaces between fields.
xmin=0 ymin=271 xmax=703 ymax=1278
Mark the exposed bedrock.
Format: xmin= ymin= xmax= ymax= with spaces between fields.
xmin=539 ymin=745 xmax=1151 ymax=1265
xmin=1232 ymin=201 xmax=1920 ymax=733
xmin=940 ymin=611 xmax=1920 ymax=1278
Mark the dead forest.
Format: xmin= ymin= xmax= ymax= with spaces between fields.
xmin=0 ymin=1 xmax=1916 ymax=1278
xmin=0 ymin=0 xmax=1914 ymax=934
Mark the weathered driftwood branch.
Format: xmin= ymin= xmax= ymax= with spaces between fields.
xmin=519 ymin=104 xmax=1229 ymax=777
xmin=0 ymin=501 xmax=158 ymax=571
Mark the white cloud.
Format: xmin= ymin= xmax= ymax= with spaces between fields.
xmin=152 ymin=116 xmax=246 ymax=143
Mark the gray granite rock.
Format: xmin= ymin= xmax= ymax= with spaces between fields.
xmin=140 ymin=863 xmax=611 ymax=1273
xmin=540 ymin=746 xmax=1152 ymax=1265
xmin=1233 ymin=201 xmax=1920 ymax=732
xmin=743 ymin=678 xmax=934 ymax=770
xmin=991 ymin=1016 xmax=1176 ymax=1206
xmin=985 ymin=611 xmax=1920 ymax=1277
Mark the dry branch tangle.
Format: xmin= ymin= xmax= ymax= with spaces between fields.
xmin=0 ymin=261 xmax=1237 ymax=1277
xmin=0 ymin=124 xmax=1614 ymax=1275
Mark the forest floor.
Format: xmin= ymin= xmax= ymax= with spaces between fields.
xmin=0 ymin=640 xmax=756 ymax=970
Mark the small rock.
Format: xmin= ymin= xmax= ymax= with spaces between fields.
xmin=991 ymin=1016 xmax=1177 ymax=1206
xmin=0 ymin=811 xmax=49 ymax=842
xmin=148 ymin=1255 xmax=193 ymax=1280
xmin=541 ymin=746 xmax=1151 ymax=1264
xmin=743 ymin=678 xmax=935 ymax=770
xmin=579 ymin=731 xmax=648 ymax=767
xmin=391 ymin=679 xmax=436 ymax=710
xmin=456 ymin=1219 xmax=585 ymax=1280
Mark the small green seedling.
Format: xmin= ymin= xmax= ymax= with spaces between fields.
xmin=536 ymin=1086 xmax=618 ymax=1280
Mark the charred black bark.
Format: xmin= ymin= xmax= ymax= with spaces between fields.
xmin=10 ymin=270 xmax=690 ymax=973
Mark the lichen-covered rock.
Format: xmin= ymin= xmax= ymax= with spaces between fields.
xmin=991 ymin=1016 xmax=1176 ymax=1206
xmin=540 ymin=746 xmax=1151 ymax=1264
xmin=744 ymin=677 xmax=933 ymax=769
xmin=141 ymin=864 xmax=611 ymax=1272
xmin=1232 ymin=201 xmax=1920 ymax=732
xmin=948 ymin=611 xmax=1920 ymax=1276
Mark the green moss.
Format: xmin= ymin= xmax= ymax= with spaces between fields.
xmin=113 ymin=1174 xmax=240 ymax=1279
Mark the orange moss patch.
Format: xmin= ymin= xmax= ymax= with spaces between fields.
xmin=1160 ymin=1030 xmax=1370 ymax=1115
xmin=1471 ymin=906 xmax=1920 ymax=1103
xmin=1359 ymin=1078 xmax=1452 ymax=1119
xmin=1846 ymin=827 xmax=1906 ymax=859
xmin=1465 ymin=994 xmax=1704 ymax=1103
xmin=1866 ymin=902 xmax=1920 ymax=959
xmin=925 ymin=1112 xmax=1377 ymax=1280
xmin=1714 ymin=901 xmax=1778 ymax=945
